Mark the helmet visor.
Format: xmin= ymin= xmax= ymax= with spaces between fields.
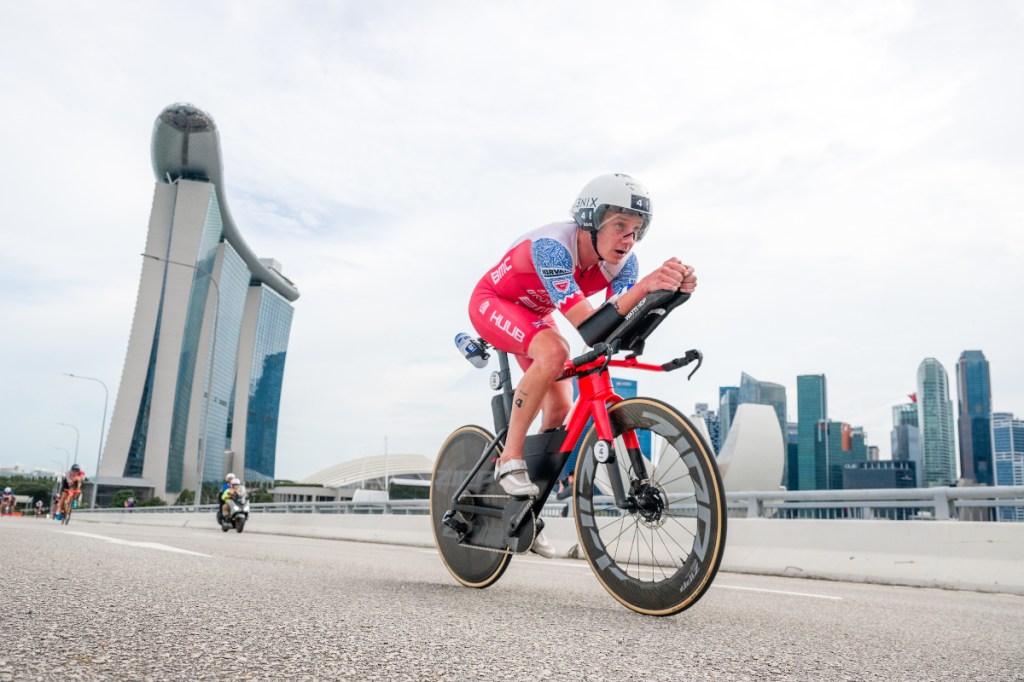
xmin=597 ymin=207 xmax=651 ymax=241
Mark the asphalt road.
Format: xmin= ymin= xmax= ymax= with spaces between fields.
xmin=2 ymin=517 xmax=1022 ymax=681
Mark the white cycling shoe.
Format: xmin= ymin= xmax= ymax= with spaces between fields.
xmin=495 ymin=458 xmax=539 ymax=498
xmin=529 ymin=530 xmax=556 ymax=559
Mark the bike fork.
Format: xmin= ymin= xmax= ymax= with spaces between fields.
xmin=590 ymin=404 xmax=644 ymax=512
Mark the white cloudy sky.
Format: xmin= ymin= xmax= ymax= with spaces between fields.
xmin=2 ymin=1 xmax=1022 ymax=481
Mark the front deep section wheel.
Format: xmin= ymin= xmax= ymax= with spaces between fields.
xmin=573 ymin=397 xmax=727 ymax=616
xmin=430 ymin=425 xmax=511 ymax=589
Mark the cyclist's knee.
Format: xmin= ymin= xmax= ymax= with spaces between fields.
xmin=527 ymin=332 xmax=569 ymax=376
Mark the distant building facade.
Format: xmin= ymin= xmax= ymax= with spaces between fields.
xmin=796 ymin=374 xmax=827 ymax=491
xmin=694 ymin=402 xmax=721 ymax=454
xmin=917 ymin=358 xmax=957 ymax=487
xmin=718 ymin=386 xmax=739 ymax=444
xmin=956 ymin=350 xmax=994 ymax=486
xmin=842 ymin=460 xmax=916 ymax=489
xmin=992 ymin=412 xmax=1024 ymax=522
xmin=100 ymin=104 xmax=299 ymax=503
xmin=785 ymin=421 xmax=798 ymax=490
xmin=891 ymin=401 xmax=923 ymax=487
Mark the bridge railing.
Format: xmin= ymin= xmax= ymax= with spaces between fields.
xmin=77 ymin=486 xmax=1024 ymax=522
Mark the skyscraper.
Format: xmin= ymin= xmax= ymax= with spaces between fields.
xmin=917 ymin=358 xmax=956 ymax=487
xmin=739 ymin=372 xmax=786 ymax=441
xmin=718 ymin=386 xmax=739 ymax=444
xmin=693 ymin=403 xmax=721 ymax=454
xmin=785 ymin=422 xmax=798 ymax=490
xmin=956 ymin=350 xmax=994 ymax=485
xmin=991 ymin=412 xmax=1024 ymax=522
xmin=796 ymin=374 xmax=827 ymax=491
xmin=891 ymin=400 xmax=922 ymax=487
xmin=99 ymin=104 xmax=299 ymax=503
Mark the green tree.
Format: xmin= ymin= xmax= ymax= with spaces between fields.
xmin=139 ymin=497 xmax=166 ymax=507
xmin=108 ymin=489 xmax=135 ymax=508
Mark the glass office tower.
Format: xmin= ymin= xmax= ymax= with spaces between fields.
xmin=917 ymin=358 xmax=957 ymax=487
xmin=956 ymin=350 xmax=994 ymax=485
xmin=992 ymin=412 xmax=1024 ymax=521
xmin=796 ymin=375 xmax=827 ymax=491
xmin=738 ymin=372 xmax=786 ymax=443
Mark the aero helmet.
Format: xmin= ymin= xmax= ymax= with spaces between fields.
xmin=226 ymin=473 xmax=236 ymax=481
xmin=3 ymin=487 xmax=10 ymax=494
xmin=71 ymin=464 xmax=81 ymax=472
xmin=571 ymin=173 xmax=653 ymax=241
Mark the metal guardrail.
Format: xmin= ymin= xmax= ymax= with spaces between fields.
xmin=76 ymin=486 xmax=1024 ymax=522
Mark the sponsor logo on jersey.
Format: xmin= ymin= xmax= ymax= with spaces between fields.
xmin=490 ymin=257 xmax=513 ymax=285
xmin=540 ymin=267 xmax=571 ymax=277
xmin=517 ymin=295 xmax=540 ymax=310
xmin=531 ymin=320 xmax=548 ymax=329
xmin=489 ymin=311 xmax=525 ymax=343
xmin=552 ymin=277 xmax=571 ymax=293
xmin=478 ymin=300 xmax=490 ymax=315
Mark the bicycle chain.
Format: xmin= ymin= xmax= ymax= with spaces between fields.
xmin=456 ymin=492 xmax=537 ymax=556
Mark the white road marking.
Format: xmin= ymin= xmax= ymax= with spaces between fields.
xmin=63 ymin=530 xmax=212 ymax=557
xmin=420 ymin=549 xmax=842 ymax=600
xmin=713 ymin=584 xmax=843 ymax=600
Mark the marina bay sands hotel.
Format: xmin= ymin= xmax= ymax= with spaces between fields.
xmin=95 ymin=103 xmax=299 ymax=504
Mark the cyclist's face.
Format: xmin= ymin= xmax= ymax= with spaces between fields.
xmin=596 ymin=211 xmax=644 ymax=263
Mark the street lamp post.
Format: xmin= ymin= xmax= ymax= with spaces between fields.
xmin=142 ymin=252 xmax=221 ymax=508
xmin=64 ymin=373 xmax=109 ymax=509
xmin=57 ymin=422 xmax=80 ymax=467
xmin=54 ymin=448 xmax=71 ymax=471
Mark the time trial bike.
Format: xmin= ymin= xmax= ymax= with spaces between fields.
xmin=430 ymin=289 xmax=727 ymax=616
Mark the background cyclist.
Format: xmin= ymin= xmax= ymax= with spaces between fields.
xmin=57 ymin=464 xmax=86 ymax=519
xmin=467 ymin=173 xmax=697 ymax=557
xmin=1 ymin=486 xmax=15 ymax=516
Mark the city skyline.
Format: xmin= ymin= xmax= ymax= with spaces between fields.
xmin=2 ymin=3 xmax=1022 ymax=481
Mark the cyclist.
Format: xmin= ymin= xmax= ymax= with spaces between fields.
xmin=56 ymin=464 xmax=86 ymax=520
xmin=1 ymin=487 xmax=15 ymax=516
xmin=468 ymin=173 xmax=697 ymax=556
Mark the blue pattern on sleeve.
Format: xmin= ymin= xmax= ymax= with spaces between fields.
xmin=531 ymin=238 xmax=580 ymax=308
xmin=609 ymin=254 xmax=639 ymax=296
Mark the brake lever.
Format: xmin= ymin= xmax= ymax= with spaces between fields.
xmin=661 ymin=349 xmax=703 ymax=380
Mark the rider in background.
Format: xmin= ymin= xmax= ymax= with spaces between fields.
xmin=468 ymin=173 xmax=697 ymax=557
xmin=221 ymin=478 xmax=243 ymax=523
xmin=56 ymin=464 xmax=86 ymax=520
xmin=1 ymin=487 xmax=15 ymax=516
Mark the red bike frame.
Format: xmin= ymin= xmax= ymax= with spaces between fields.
xmin=556 ymin=356 xmax=669 ymax=456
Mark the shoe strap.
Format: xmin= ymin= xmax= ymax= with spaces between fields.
xmin=496 ymin=459 xmax=528 ymax=478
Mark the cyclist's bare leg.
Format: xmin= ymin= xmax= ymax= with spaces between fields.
xmin=539 ymin=380 xmax=571 ymax=430
xmin=499 ymin=329 xmax=569 ymax=465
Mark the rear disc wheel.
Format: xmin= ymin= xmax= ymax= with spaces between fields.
xmin=430 ymin=425 xmax=511 ymax=588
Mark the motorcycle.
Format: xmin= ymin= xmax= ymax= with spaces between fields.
xmin=218 ymin=486 xmax=250 ymax=533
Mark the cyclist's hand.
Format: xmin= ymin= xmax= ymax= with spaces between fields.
xmin=640 ymin=258 xmax=696 ymax=294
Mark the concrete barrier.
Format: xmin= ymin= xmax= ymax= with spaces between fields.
xmin=78 ymin=513 xmax=1024 ymax=595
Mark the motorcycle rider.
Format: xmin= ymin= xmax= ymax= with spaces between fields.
xmin=216 ymin=473 xmax=236 ymax=524
xmin=220 ymin=477 xmax=243 ymax=527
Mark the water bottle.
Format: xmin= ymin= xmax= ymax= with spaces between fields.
xmin=454 ymin=332 xmax=488 ymax=368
